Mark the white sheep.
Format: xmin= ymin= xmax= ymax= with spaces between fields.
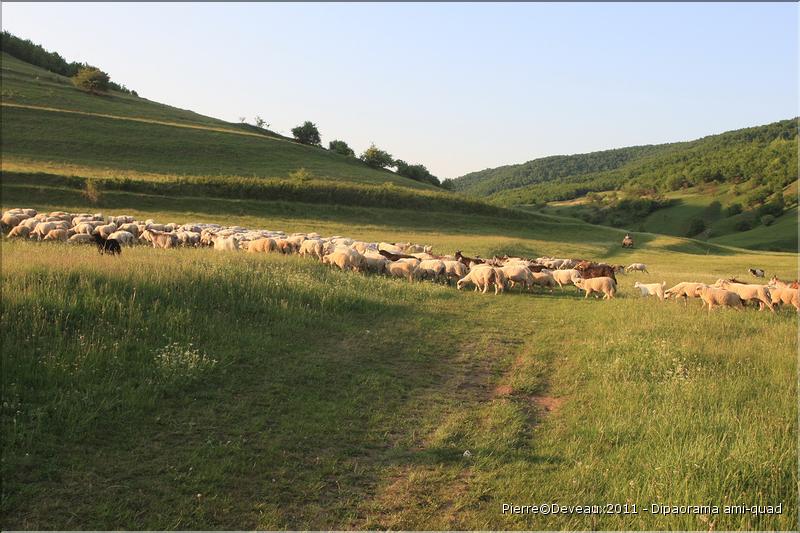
xmin=108 ymin=230 xmax=136 ymax=246
xmin=634 ymin=281 xmax=666 ymax=301
xmin=625 ymin=263 xmax=649 ymax=273
xmin=456 ymin=267 xmax=502 ymax=295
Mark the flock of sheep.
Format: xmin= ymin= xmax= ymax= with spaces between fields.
xmin=2 ymin=207 xmax=798 ymax=313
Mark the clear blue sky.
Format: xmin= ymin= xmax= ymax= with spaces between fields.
xmin=2 ymin=2 xmax=797 ymax=179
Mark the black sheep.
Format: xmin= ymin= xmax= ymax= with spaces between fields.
xmin=94 ymin=233 xmax=122 ymax=255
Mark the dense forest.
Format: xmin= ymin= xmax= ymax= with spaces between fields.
xmin=453 ymin=119 xmax=798 ymax=207
xmin=0 ymin=31 xmax=135 ymax=94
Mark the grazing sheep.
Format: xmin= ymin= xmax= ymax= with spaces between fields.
xmin=574 ymin=276 xmax=617 ymax=300
xmin=68 ymin=233 xmax=94 ymax=245
xmin=142 ymin=229 xmax=179 ymax=249
xmin=362 ymin=253 xmax=389 ymax=274
xmin=634 ymin=281 xmax=666 ymax=301
xmin=457 ymin=266 xmax=500 ymax=294
xmin=693 ymin=285 xmax=744 ymax=313
xmin=274 ymin=238 xmax=297 ymax=254
xmin=442 ymin=260 xmax=469 ymax=285
xmin=625 ymin=263 xmax=649 ymax=273
xmin=249 ymin=237 xmax=279 ymax=254
xmin=1 ymin=212 xmax=22 ymax=231
xmin=176 ymin=230 xmax=200 ymax=247
xmin=530 ymin=271 xmax=557 ymax=291
xmin=107 ymin=230 xmax=136 ymax=246
xmin=417 ymin=259 xmax=446 ymax=282
xmin=7 ymin=225 xmax=31 ymax=239
xmin=118 ymin=223 xmax=140 ymax=237
xmin=664 ymin=282 xmax=706 ymax=305
xmin=31 ymin=221 xmax=58 ymax=240
xmin=43 ymin=229 xmax=72 ymax=242
xmin=322 ymin=249 xmax=365 ymax=272
xmin=549 ymin=268 xmax=581 ymax=290
xmin=94 ymin=234 xmax=122 ymax=256
xmin=92 ymin=223 xmax=118 ymax=239
xmin=501 ymin=265 xmax=534 ymax=291
xmin=211 ymin=234 xmax=240 ymax=252
xmin=387 ymin=260 xmax=418 ymax=282
xmin=714 ymin=279 xmax=774 ymax=313
xmin=299 ymin=239 xmax=324 ymax=259
xmin=769 ymin=286 xmax=800 ymax=312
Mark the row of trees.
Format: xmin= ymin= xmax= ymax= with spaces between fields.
xmin=284 ymin=120 xmax=441 ymax=186
xmin=1 ymin=31 xmax=135 ymax=95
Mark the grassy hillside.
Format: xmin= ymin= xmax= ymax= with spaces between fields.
xmin=0 ymin=52 xmax=437 ymax=191
xmin=453 ymin=119 xmax=797 ymax=205
xmin=452 ymin=144 xmax=676 ymax=196
xmin=537 ymin=183 xmax=798 ymax=252
xmin=2 ymin=184 xmax=797 ymax=530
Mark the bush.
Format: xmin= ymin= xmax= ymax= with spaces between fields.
xmin=725 ymin=203 xmax=743 ymax=217
xmin=360 ymin=144 xmax=394 ymax=169
xmin=735 ymin=218 xmax=754 ymax=231
xmin=72 ymin=66 xmax=110 ymax=94
xmin=291 ymin=121 xmax=321 ymax=146
xmin=760 ymin=214 xmax=776 ymax=226
xmin=759 ymin=196 xmax=785 ymax=217
xmin=685 ymin=217 xmax=706 ymax=237
xmin=82 ymin=179 xmax=103 ymax=204
xmin=328 ymin=140 xmax=355 ymax=157
xmin=394 ymin=160 xmax=440 ymax=186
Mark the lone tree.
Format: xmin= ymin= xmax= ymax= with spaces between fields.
xmin=328 ymin=139 xmax=355 ymax=157
xmin=254 ymin=116 xmax=269 ymax=129
xmin=291 ymin=121 xmax=321 ymax=146
xmin=360 ymin=144 xmax=393 ymax=169
xmin=72 ymin=66 xmax=110 ymax=94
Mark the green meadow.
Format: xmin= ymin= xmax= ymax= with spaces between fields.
xmin=1 ymin=186 xmax=797 ymax=530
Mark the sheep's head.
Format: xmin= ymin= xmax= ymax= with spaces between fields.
xmin=634 ymin=282 xmax=641 ymax=288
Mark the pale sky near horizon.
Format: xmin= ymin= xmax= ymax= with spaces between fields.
xmin=2 ymin=2 xmax=797 ymax=179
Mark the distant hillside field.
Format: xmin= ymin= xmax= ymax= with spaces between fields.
xmin=0 ymin=52 xmax=437 ymax=191
xmin=453 ymin=119 xmax=797 ymax=204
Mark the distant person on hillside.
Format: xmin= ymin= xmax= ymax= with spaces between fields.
xmin=622 ymin=233 xmax=634 ymax=248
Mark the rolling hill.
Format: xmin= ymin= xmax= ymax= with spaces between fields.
xmin=0 ymin=52 xmax=439 ymax=192
xmin=452 ymin=119 xmax=798 ymax=251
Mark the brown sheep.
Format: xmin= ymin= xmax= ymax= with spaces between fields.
xmin=248 ymin=237 xmax=279 ymax=254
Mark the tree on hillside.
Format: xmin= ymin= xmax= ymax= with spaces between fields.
xmin=292 ymin=121 xmax=321 ymax=146
xmin=254 ymin=116 xmax=269 ymax=129
xmin=72 ymin=66 xmax=110 ymax=95
xmin=328 ymin=139 xmax=355 ymax=157
xmin=440 ymin=178 xmax=455 ymax=190
xmin=360 ymin=144 xmax=394 ymax=169
xmin=394 ymin=160 xmax=440 ymax=186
